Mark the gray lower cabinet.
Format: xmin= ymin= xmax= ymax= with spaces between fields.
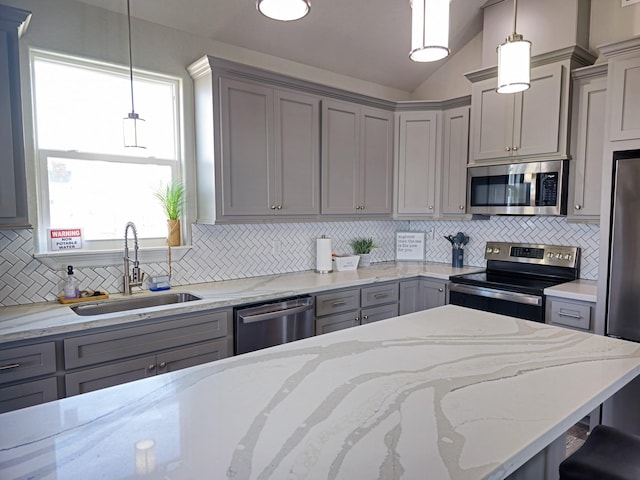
xmin=65 ymin=339 xmax=228 ymax=396
xmin=546 ymin=296 xmax=594 ymax=332
xmin=0 ymin=5 xmax=30 ymax=228
xmin=0 ymin=341 xmax=58 ymax=413
xmin=63 ymin=308 xmax=231 ymax=396
xmin=400 ymin=278 xmax=448 ymax=315
xmin=314 ymin=282 xmax=399 ymax=334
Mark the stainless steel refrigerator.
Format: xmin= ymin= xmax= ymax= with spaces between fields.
xmin=602 ymin=150 xmax=640 ymax=435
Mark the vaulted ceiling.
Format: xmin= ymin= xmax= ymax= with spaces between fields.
xmin=74 ymin=0 xmax=487 ymax=92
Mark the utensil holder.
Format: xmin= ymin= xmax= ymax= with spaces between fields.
xmin=452 ymin=248 xmax=464 ymax=268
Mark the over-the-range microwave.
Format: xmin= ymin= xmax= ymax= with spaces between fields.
xmin=467 ymin=160 xmax=569 ymax=216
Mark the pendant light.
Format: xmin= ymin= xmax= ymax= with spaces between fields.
xmin=409 ymin=0 xmax=450 ymax=63
xmin=257 ymin=0 xmax=310 ymax=22
xmin=496 ymin=0 xmax=531 ymax=94
xmin=123 ymin=0 xmax=145 ymax=148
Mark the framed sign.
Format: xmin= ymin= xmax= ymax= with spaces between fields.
xmin=395 ymin=231 xmax=425 ymax=261
xmin=48 ymin=228 xmax=83 ymax=251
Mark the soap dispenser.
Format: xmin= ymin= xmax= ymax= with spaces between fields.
xmin=63 ymin=265 xmax=80 ymax=300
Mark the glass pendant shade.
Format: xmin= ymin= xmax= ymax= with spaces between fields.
xmin=257 ymin=0 xmax=310 ymax=21
xmin=123 ymin=112 xmax=146 ymax=148
xmin=409 ymin=0 xmax=450 ymax=62
xmin=497 ymin=34 xmax=531 ymax=93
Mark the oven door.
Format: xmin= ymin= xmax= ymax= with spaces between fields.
xmin=449 ymin=283 xmax=544 ymax=322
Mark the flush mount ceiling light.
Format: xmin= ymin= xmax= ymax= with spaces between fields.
xmin=123 ymin=0 xmax=145 ymax=148
xmin=496 ymin=0 xmax=531 ymax=94
xmin=409 ymin=0 xmax=450 ymax=62
xmin=257 ymin=0 xmax=310 ymax=21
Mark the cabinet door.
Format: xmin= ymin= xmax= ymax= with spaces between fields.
xmin=315 ymin=288 xmax=360 ymax=317
xmin=569 ymin=75 xmax=607 ymax=221
xmin=441 ymin=106 xmax=469 ymax=216
xmin=360 ymin=106 xmax=393 ymax=214
xmin=609 ymin=55 xmax=640 ymax=141
xmin=515 ymin=63 xmax=563 ymax=157
xmin=0 ymin=377 xmax=58 ymax=414
xmin=546 ymin=297 xmax=593 ymax=332
xmin=274 ymin=90 xmax=320 ymax=215
xmin=396 ymin=111 xmax=438 ymax=215
xmin=470 ymin=79 xmax=515 ymax=162
xmin=420 ymin=278 xmax=447 ymax=310
xmin=361 ymin=304 xmax=398 ymax=324
xmin=65 ymin=355 xmax=156 ymax=396
xmin=156 ymin=339 xmax=229 ymax=373
xmin=399 ymin=279 xmax=420 ymax=315
xmin=361 ymin=282 xmax=399 ymax=308
xmin=220 ymin=77 xmax=274 ymax=216
xmin=315 ymin=311 xmax=360 ymax=335
xmin=0 ymin=7 xmax=30 ymax=227
xmin=321 ymin=99 xmax=360 ymax=214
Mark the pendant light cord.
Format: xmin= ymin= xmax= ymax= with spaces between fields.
xmin=127 ymin=0 xmax=135 ymax=115
xmin=512 ymin=0 xmax=518 ymax=36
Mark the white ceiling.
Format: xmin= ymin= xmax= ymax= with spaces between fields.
xmin=73 ymin=0 xmax=487 ymax=93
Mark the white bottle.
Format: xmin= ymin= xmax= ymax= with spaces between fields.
xmin=63 ymin=265 xmax=80 ymax=299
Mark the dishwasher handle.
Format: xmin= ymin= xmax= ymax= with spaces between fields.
xmin=238 ymin=303 xmax=313 ymax=324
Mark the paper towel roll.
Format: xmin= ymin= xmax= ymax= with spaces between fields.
xmin=316 ymin=237 xmax=333 ymax=273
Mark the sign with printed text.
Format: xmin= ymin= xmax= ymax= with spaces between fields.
xmin=48 ymin=228 xmax=83 ymax=251
xmin=395 ymin=231 xmax=425 ymax=261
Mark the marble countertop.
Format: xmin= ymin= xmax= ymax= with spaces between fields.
xmin=0 ymin=262 xmax=482 ymax=344
xmin=1 ymin=305 xmax=639 ymax=480
xmin=544 ymin=279 xmax=598 ymax=303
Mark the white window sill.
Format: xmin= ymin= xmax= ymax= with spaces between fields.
xmin=35 ymin=245 xmax=191 ymax=270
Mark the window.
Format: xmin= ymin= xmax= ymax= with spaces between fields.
xmin=31 ymin=50 xmax=182 ymax=253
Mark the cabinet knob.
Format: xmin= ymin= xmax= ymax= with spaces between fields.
xmin=270 ymin=205 xmax=277 ymax=210
xmin=355 ymin=316 xmax=360 ymax=321
xmin=512 ymin=146 xmax=519 ymax=151
xmin=361 ymin=205 xmax=365 ymax=210
xmin=438 ymin=288 xmax=444 ymax=292
xmin=505 ymin=146 xmax=511 ymax=152
xmin=148 ymin=364 xmax=156 ymax=371
xmin=355 ymin=206 xmax=360 ymax=210
xmin=428 ymin=205 xmax=434 ymax=210
xmin=363 ymin=315 xmax=368 ymax=320
xmin=159 ymin=362 xmax=167 ymax=368
xmin=277 ymin=205 xmax=282 ymax=210
xmin=459 ymin=205 xmax=465 ymax=210
xmin=575 ymin=205 xmax=582 ymax=210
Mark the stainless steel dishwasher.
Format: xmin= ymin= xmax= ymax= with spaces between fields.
xmin=234 ymin=296 xmax=314 ymax=355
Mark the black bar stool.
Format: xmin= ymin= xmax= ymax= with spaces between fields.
xmin=559 ymin=424 xmax=640 ymax=480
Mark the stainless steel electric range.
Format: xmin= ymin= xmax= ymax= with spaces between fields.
xmin=449 ymin=242 xmax=580 ymax=323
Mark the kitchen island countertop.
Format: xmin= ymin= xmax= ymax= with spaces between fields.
xmin=1 ymin=304 xmax=639 ymax=480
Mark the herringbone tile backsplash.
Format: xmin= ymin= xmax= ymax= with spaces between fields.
xmin=0 ymin=217 xmax=599 ymax=306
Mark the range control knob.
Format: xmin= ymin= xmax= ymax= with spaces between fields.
xmin=555 ymin=253 xmax=563 ymax=259
xmin=493 ymin=248 xmax=500 ymax=254
xmin=564 ymin=254 xmax=572 ymax=260
xmin=486 ymin=247 xmax=493 ymax=254
xmin=547 ymin=252 xmax=554 ymax=258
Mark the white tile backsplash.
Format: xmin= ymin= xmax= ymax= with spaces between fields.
xmin=0 ymin=217 xmax=599 ymax=306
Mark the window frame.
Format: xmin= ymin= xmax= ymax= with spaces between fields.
xmin=28 ymin=49 xmax=190 ymax=268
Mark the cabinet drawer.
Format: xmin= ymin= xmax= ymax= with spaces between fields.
xmin=361 ymin=304 xmax=399 ymax=324
xmin=0 ymin=377 xmax=58 ymax=414
xmin=315 ymin=289 xmax=359 ymax=317
xmin=64 ymin=309 xmax=230 ymax=369
xmin=549 ymin=299 xmax=592 ymax=331
xmin=65 ymin=355 xmax=156 ymax=396
xmin=315 ymin=311 xmax=360 ymax=335
xmin=0 ymin=342 xmax=56 ymax=385
xmin=361 ymin=283 xmax=399 ymax=308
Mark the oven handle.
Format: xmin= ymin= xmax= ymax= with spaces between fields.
xmin=449 ymin=283 xmax=542 ymax=306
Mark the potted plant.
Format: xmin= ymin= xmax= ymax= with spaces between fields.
xmin=154 ymin=181 xmax=185 ymax=246
xmin=350 ymin=237 xmax=379 ymax=267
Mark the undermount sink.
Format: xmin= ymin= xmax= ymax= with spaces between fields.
xmin=71 ymin=293 xmax=202 ymax=316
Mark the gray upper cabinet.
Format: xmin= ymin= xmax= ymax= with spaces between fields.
xmin=395 ymin=111 xmax=439 ymax=218
xmin=440 ymin=106 xmax=470 ymax=217
xmin=218 ymin=77 xmax=320 ymax=219
xmin=469 ymin=63 xmax=566 ymax=164
xmin=607 ymin=52 xmax=640 ymax=142
xmin=0 ymin=5 xmax=30 ymax=228
xmin=321 ymin=99 xmax=393 ymax=216
xmin=568 ymin=65 xmax=607 ymax=223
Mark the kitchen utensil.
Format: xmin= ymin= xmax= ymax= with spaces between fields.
xmin=444 ymin=235 xmax=455 ymax=245
xmin=454 ymin=232 xmax=466 ymax=247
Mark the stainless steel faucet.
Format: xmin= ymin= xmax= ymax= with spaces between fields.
xmin=123 ymin=221 xmax=144 ymax=294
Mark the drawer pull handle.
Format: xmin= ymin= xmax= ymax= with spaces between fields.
xmin=558 ymin=310 xmax=582 ymax=319
xmin=373 ymin=293 xmax=388 ymax=299
xmin=331 ymin=301 xmax=347 ymax=307
xmin=0 ymin=363 xmax=20 ymax=371
xmin=159 ymin=362 xmax=167 ymax=368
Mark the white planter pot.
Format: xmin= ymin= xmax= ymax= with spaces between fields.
xmin=358 ymin=253 xmax=371 ymax=267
